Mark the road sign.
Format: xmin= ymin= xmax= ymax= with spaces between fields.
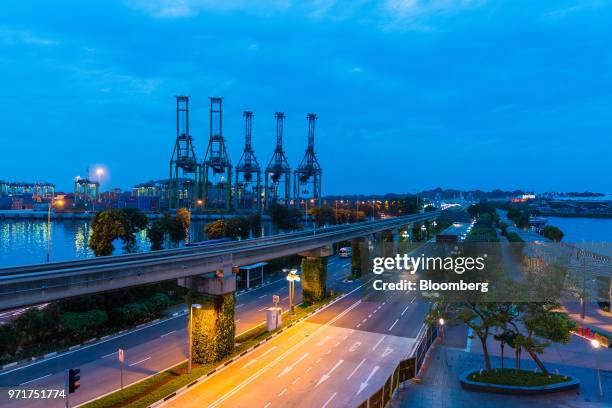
xmin=272 ymin=295 xmax=280 ymax=304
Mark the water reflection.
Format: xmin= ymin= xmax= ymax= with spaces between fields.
xmin=0 ymin=219 xmax=279 ymax=268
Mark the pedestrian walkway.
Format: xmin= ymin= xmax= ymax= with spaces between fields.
xmin=393 ymin=345 xmax=612 ymax=408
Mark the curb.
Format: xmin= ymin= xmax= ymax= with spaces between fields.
xmin=459 ymin=370 xmax=581 ymax=395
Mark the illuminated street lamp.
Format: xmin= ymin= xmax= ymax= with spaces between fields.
xmin=188 ymin=303 xmax=202 ymax=374
xmin=439 ymin=317 xmax=448 ymax=366
xmin=283 ymin=268 xmax=301 ymax=314
xmin=420 ymin=224 xmax=427 ymax=241
xmin=591 ymin=339 xmax=604 ymax=397
xmin=46 ymin=197 xmax=64 ymax=263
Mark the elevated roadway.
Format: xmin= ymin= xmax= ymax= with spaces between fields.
xmin=0 ymin=212 xmax=439 ymax=310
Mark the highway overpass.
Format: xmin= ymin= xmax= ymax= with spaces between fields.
xmin=0 ymin=212 xmax=439 ymax=310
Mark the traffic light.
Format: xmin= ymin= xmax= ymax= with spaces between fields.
xmin=68 ymin=368 xmax=80 ymax=393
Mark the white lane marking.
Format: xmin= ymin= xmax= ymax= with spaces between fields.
xmin=316 ymin=336 xmax=331 ymax=347
xmin=282 ymin=297 xmax=289 ymax=301
xmin=129 ymin=356 xmax=151 ymax=367
xmin=258 ymin=307 xmax=267 ymax=312
xmin=372 ymin=336 xmax=385 ymax=351
xmin=315 ymin=360 xmax=344 ymax=387
xmin=278 ymin=353 xmax=309 ymax=377
xmin=236 ymin=304 xmax=245 ymax=308
xmin=388 ymin=319 xmax=399 ymax=331
xmin=342 ymin=335 xmax=348 ymax=340
xmin=20 ymin=373 xmax=51 ymax=385
xmin=334 ymin=342 xmax=340 ymax=347
xmin=244 ymin=346 xmax=278 ymax=368
xmin=410 ymin=296 xmax=416 ymax=304
xmin=357 ymin=366 xmax=380 ymax=395
xmin=236 ymin=319 xmax=241 ymax=323
xmin=277 ymin=388 xmax=287 ymax=397
xmin=306 ymin=366 xmax=312 ymax=373
xmin=368 ymin=314 xmax=372 ymax=318
xmin=381 ymin=347 xmax=393 ymax=358
xmin=356 ymin=323 xmax=361 ymax=328
xmin=259 ymin=295 xmax=267 ymax=299
xmin=0 ymin=312 xmax=185 ymax=377
xmin=263 ymin=403 xmax=271 ymax=408
xmin=161 ymin=330 xmax=176 ymax=338
xmin=401 ymin=305 xmax=409 ymax=316
xmin=315 ymin=357 xmax=322 ymax=364
xmin=349 ymin=341 xmax=361 ymax=352
xmin=321 ymin=392 xmax=337 ymax=408
xmin=206 ymin=291 xmax=364 ymax=408
xmin=346 ymin=358 xmax=366 ymax=380
xmin=103 ymin=351 xmax=118 ymax=358
xmin=292 ymin=376 xmax=301 ymax=385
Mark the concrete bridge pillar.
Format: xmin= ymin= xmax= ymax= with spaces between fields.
xmin=392 ymin=227 xmax=400 ymax=255
xmin=350 ymin=237 xmax=368 ymax=278
xmin=298 ymin=245 xmax=332 ymax=304
xmin=179 ymin=255 xmax=237 ymax=364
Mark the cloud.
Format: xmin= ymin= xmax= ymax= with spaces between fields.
xmin=124 ymin=0 xmax=292 ymax=18
xmin=380 ymin=0 xmax=487 ymax=30
xmin=0 ymin=27 xmax=58 ymax=46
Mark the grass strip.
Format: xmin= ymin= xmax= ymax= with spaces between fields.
xmin=81 ymin=293 xmax=341 ymax=408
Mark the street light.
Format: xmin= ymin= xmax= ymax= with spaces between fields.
xmin=46 ymin=197 xmax=64 ymax=263
xmin=439 ymin=317 xmax=448 ymax=366
xmin=284 ymin=268 xmax=301 ymax=314
xmin=188 ymin=303 xmax=202 ymax=374
xmin=591 ymin=339 xmax=604 ymax=397
xmin=420 ymin=224 xmax=427 ymax=241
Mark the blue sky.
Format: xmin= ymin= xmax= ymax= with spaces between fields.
xmin=0 ymin=0 xmax=610 ymax=194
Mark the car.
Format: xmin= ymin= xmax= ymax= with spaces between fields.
xmin=338 ymin=246 xmax=352 ymax=258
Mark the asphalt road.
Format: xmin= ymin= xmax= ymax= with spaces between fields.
xmin=162 ymin=272 xmax=429 ymax=408
xmin=0 ymin=256 xmax=352 ymax=408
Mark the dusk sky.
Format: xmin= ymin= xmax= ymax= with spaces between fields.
xmin=0 ymin=0 xmax=610 ymax=194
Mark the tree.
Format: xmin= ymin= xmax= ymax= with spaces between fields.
xmin=121 ymin=208 xmax=149 ymax=252
xmin=89 ymin=208 xmax=148 ymax=256
xmin=88 ymin=209 xmax=126 ymax=256
xmin=166 ymin=216 xmax=186 ymax=246
xmin=267 ymin=203 xmax=302 ymax=231
xmin=61 ymin=310 xmax=109 ymax=340
xmin=176 ymin=208 xmax=191 ymax=240
xmin=205 ymin=219 xmax=229 ymax=239
xmin=543 ymin=225 xmax=564 ymax=242
xmin=147 ymin=218 xmax=167 ymax=251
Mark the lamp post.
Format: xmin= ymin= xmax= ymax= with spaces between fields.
xmin=46 ymin=197 xmax=64 ymax=263
xmin=439 ymin=318 xmax=448 ymax=366
xmin=309 ymin=199 xmax=316 ymax=235
xmin=284 ymin=268 xmax=301 ymax=314
xmin=188 ymin=303 xmax=202 ymax=374
xmin=591 ymin=339 xmax=604 ymax=397
xmin=95 ymin=168 xmax=104 ymax=212
xmin=370 ymin=200 xmax=375 ymax=221
xmin=420 ymin=224 xmax=427 ymax=241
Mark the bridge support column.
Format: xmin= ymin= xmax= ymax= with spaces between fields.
xmin=298 ymin=246 xmax=332 ymax=304
xmin=180 ymin=256 xmax=237 ymax=364
xmin=392 ymin=227 xmax=400 ymax=255
xmin=350 ymin=237 xmax=368 ymax=278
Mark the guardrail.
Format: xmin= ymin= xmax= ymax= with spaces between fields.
xmin=356 ymin=324 xmax=438 ymax=408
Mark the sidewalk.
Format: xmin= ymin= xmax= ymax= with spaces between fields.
xmin=393 ymin=345 xmax=612 ymax=408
